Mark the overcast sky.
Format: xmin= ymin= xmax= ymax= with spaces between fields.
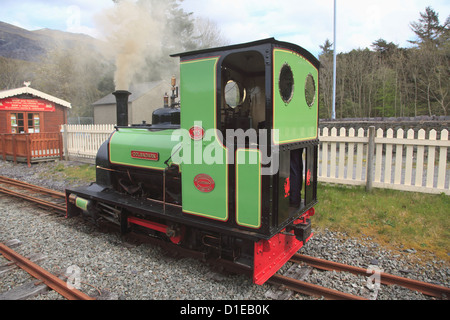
xmin=0 ymin=0 xmax=449 ymax=56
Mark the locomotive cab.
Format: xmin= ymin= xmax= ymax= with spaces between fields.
xmin=174 ymin=38 xmax=319 ymax=233
xmin=66 ymin=38 xmax=319 ymax=285
xmin=172 ymin=38 xmax=319 ymax=283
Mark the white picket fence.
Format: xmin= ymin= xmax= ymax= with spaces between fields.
xmin=61 ymin=124 xmax=115 ymax=162
xmin=61 ymin=124 xmax=450 ymax=195
xmin=319 ymin=127 xmax=449 ymax=195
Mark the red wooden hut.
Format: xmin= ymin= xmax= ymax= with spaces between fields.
xmin=0 ymin=83 xmax=71 ymax=166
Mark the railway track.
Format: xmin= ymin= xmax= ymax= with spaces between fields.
xmin=290 ymin=254 xmax=450 ymax=300
xmin=0 ymin=176 xmax=66 ymax=213
xmin=268 ymin=272 xmax=367 ymax=300
xmin=0 ymin=175 xmax=448 ymax=300
xmin=267 ymin=253 xmax=450 ymax=300
xmin=0 ymin=240 xmax=94 ymax=300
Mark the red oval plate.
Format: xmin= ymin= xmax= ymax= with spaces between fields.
xmin=189 ymin=126 xmax=205 ymax=140
xmin=194 ymin=174 xmax=215 ymax=193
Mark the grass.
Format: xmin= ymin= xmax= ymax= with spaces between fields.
xmin=42 ymin=162 xmax=96 ymax=184
xmin=56 ymin=163 xmax=96 ymax=182
xmin=48 ymin=162 xmax=450 ymax=261
xmin=315 ymin=183 xmax=450 ymax=261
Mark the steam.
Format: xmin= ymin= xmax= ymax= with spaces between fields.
xmin=96 ymin=0 xmax=167 ymax=90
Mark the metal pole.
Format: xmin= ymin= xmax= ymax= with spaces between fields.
xmin=332 ymin=0 xmax=337 ymax=120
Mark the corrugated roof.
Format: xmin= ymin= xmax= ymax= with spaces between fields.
xmin=92 ymin=81 xmax=166 ymax=106
xmin=0 ymin=86 xmax=72 ymax=108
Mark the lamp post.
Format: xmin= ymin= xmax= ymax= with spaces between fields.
xmin=332 ymin=0 xmax=337 ymax=120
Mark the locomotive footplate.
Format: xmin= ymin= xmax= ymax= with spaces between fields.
xmin=66 ymin=183 xmax=181 ymax=219
xmin=65 ymin=184 xmax=267 ymax=243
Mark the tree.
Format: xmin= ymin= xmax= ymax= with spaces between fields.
xmin=192 ymin=17 xmax=229 ymax=49
xmin=318 ymin=39 xmax=334 ymax=118
xmin=319 ymin=39 xmax=333 ymax=56
xmin=410 ymin=6 xmax=447 ymax=47
xmin=317 ymin=7 xmax=449 ymax=119
xmin=409 ymin=7 xmax=449 ymax=116
xmin=0 ymin=57 xmax=34 ymax=90
xmin=372 ymin=39 xmax=398 ymax=57
xmin=32 ymin=45 xmax=108 ymax=117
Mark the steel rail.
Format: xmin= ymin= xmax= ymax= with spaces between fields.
xmin=0 ymin=176 xmax=66 ymax=212
xmin=268 ymin=273 xmax=368 ymax=300
xmin=0 ymin=242 xmax=94 ymax=300
xmin=0 ymin=176 xmax=65 ymax=198
xmin=291 ymin=254 xmax=450 ymax=300
xmin=0 ymin=185 xmax=66 ymax=212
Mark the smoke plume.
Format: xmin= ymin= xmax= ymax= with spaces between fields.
xmin=96 ymin=0 xmax=167 ymax=90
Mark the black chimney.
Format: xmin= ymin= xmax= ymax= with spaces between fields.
xmin=113 ymin=90 xmax=131 ymax=126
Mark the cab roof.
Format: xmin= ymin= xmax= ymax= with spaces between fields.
xmin=171 ymin=38 xmax=320 ymax=69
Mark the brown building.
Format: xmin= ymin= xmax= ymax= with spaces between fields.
xmin=0 ymin=84 xmax=71 ymax=166
xmin=0 ymin=84 xmax=71 ymax=134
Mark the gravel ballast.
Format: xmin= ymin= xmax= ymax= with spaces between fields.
xmin=0 ymin=160 xmax=448 ymax=302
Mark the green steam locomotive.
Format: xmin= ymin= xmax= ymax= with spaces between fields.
xmin=66 ymin=38 xmax=319 ymax=285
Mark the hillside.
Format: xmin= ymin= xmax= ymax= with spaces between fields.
xmin=0 ymin=21 xmax=49 ymax=61
xmin=0 ymin=21 xmax=103 ymax=62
